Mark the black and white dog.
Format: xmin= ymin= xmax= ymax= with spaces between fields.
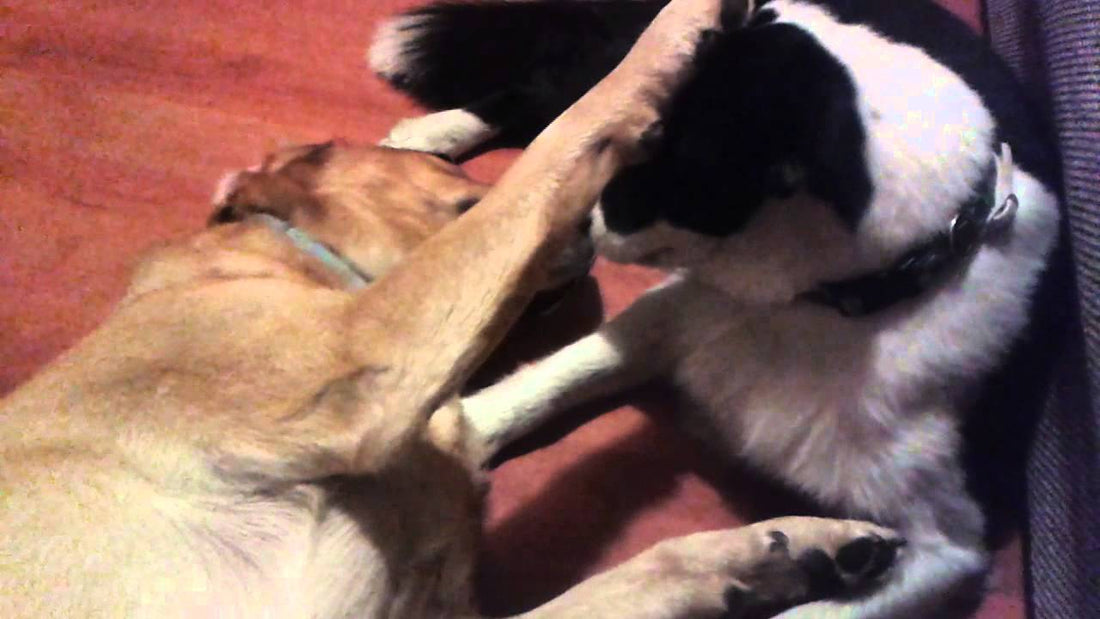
xmin=370 ymin=1 xmax=1061 ymax=616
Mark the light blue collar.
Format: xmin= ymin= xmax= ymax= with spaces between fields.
xmin=253 ymin=213 xmax=372 ymax=290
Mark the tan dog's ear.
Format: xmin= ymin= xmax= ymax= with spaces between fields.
xmin=208 ymin=141 xmax=335 ymax=226
xmin=277 ymin=140 xmax=337 ymax=186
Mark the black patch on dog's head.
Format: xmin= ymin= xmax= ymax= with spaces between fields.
xmin=793 ymin=0 xmax=1059 ymax=189
xmin=598 ymin=23 xmax=871 ymax=238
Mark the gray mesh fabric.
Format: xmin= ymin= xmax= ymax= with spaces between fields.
xmin=985 ymin=1 xmax=1100 ymax=617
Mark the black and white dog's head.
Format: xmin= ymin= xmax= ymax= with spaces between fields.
xmin=370 ymin=0 xmax=1059 ymax=310
xmin=588 ymin=0 xmax=1059 ymax=307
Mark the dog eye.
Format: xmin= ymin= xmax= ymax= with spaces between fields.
xmin=455 ymin=197 xmax=479 ymax=213
xmin=208 ymin=205 xmax=240 ymax=225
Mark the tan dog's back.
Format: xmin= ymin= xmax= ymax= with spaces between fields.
xmin=0 ymin=145 xmax=486 ymax=617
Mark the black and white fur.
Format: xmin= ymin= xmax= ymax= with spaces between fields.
xmin=369 ymin=1 xmax=1061 ymax=616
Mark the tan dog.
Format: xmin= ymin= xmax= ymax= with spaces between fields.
xmin=0 ymin=1 xmax=901 ymax=616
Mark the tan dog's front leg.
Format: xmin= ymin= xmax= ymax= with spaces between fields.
xmin=515 ymin=517 xmax=903 ymax=619
xmin=336 ymin=0 xmax=750 ymax=473
xmin=192 ymin=0 xmax=746 ymax=481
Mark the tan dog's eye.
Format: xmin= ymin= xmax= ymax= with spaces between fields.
xmin=455 ymin=197 xmax=480 ymax=213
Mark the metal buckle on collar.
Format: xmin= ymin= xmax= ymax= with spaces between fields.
xmin=986 ymin=142 xmax=1019 ymax=235
xmin=950 ymin=143 xmax=1018 ymax=255
xmin=949 ymin=211 xmax=982 ymax=255
xmin=952 ymin=142 xmax=1019 ymax=254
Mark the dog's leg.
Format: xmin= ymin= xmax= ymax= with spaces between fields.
xmin=340 ymin=0 xmax=751 ymax=473
xmin=512 ymin=516 xmax=902 ymax=619
xmin=380 ymin=107 xmax=497 ymax=160
xmin=462 ymin=279 xmax=683 ymax=463
xmin=181 ymin=0 xmax=742 ymax=483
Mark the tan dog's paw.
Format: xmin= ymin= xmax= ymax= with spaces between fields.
xmin=379 ymin=109 xmax=495 ymax=159
xmin=644 ymin=516 xmax=902 ymax=618
xmin=725 ymin=517 xmax=904 ymax=617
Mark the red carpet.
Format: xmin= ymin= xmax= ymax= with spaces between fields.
xmin=0 ymin=1 xmax=1021 ymax=616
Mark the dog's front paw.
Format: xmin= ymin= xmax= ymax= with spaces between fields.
xmin=741 ymin=517 xmax=903 ymax=608
xmin=379 ymin=109 xmax=494 ymax=159
xmin=647 ymin=517 xmax=903 ymax=618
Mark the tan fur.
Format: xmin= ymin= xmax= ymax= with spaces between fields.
xmin=0 ymin=1 xmax=900 ymax=616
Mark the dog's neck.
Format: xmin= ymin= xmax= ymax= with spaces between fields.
xmin=123 ymin=219 xmax=374 ymax=303
xmin=250 ymin=213 xmax=372 ymax=290
xmin=799 ymin=144 xmax=1019 ymax=317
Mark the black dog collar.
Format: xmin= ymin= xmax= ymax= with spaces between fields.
xmin=801 ymin=144 xmax=1020 ymax=318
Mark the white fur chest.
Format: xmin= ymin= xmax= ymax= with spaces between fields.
xmin=667 ymin=290 xmax=916 ymax=510
xmin=665 ymin=199 xmax=1057 ymax=517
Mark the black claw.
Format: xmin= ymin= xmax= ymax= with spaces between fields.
xmin=767 ymin=530 xmax=789 ymax=552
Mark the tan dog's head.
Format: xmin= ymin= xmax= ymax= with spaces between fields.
xmin=211 ymin=140 xmax=595 ymax=289
xmin=211 ymin=141 xmax=490 ymax=280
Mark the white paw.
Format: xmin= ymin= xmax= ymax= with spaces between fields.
xmin=379 ymin=109 xmax=495 ymax=158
